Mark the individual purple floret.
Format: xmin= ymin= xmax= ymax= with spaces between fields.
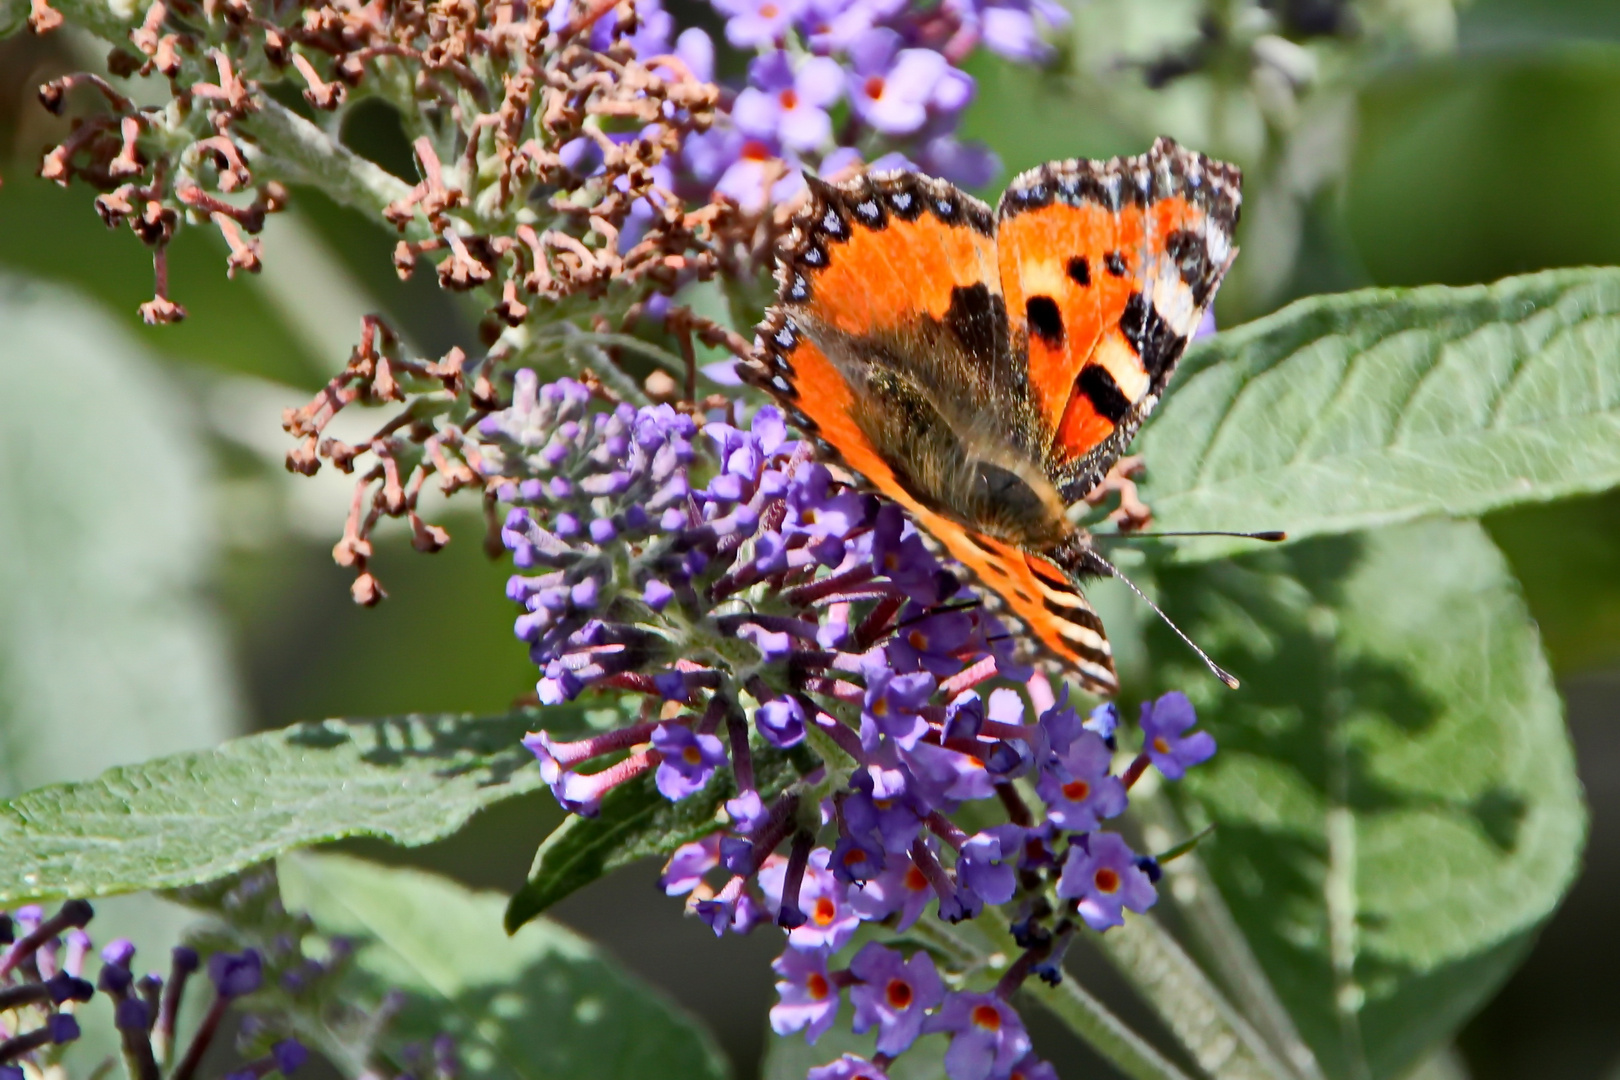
xmin=770 ymin=947 xmax=841 ymax=1043
xmin=1057 ymin=833 xmax=1159 ymax=931
xmin=848 ymin=943 xmax=943 ymax=1056
xmin=1034 ymin=730 xmax=1126 ymax=831
xmin=1138 ymin=691 xmax=1217 ymax=780
xmin=808 ymin=1055 xmax=889 ymax=1080
xmin=208 ymin=950 xmax=264 ymax=998
xmin=652 ymin=723 xmax=728 ymax=799
xmin=925 ymin=992 xmax=1032 ymax=1080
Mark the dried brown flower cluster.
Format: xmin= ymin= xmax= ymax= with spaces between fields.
xmin=31 ymin=0 xmax=789 ymax=602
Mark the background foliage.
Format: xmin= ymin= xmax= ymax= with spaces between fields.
xmin=2 ymin=0 xmax=1619 ymax=1078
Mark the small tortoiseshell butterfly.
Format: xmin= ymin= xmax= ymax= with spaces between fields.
xmin=741 ymin=137 xmax=1241 ymax=697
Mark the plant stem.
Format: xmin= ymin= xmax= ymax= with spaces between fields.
xmin=1095 ymin=912 xmax=1299 ymax=1080
xmin=239 ymin=101 xmax=418 ymax=226
xmin=1137 ymin=793 xmax=1326 ymax=1080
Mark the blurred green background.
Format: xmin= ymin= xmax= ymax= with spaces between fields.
xmin=2 ymin=0 xmax=1619 ymax=1076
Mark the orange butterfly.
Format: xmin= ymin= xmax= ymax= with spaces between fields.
xmin=741 ymin=137 xmax=1241 ymax=697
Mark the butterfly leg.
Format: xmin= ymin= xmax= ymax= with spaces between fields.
xmin=1082 ymin=455 xmax=1152 ymax=532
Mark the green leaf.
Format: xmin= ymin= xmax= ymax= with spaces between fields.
xmin=1135 ymin=268 xmax=1620 ymax=559
xmin=279 ymin=853 xmax=730 ymax=1080
xmin=0 ymin=274 xmax=238 ymax=798
xmin=505 ymin=741 xmax=813 ymax=932
xmin=0 ymin=708 xmax=589 ymax=902
xmin=1141 ymin=518 xmax=1585 ymax=1080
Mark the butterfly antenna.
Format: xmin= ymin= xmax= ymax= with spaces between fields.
xmin=1089 ymin=550 xmax=1240 ymax=690
xmin=1093 ymin=530 xmax=1287 ymax=543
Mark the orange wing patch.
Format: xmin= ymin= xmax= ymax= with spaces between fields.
xmin=997 ymin=198 xmax=1142 ymax=439
xmin=777 ymin=173 xmax=999 ymax=339
xmin=996 ymin=140 xmax=1242 ymax=476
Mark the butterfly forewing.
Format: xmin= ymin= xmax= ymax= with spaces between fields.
xmin=996 ymin=139 xmax=1241 ymax=502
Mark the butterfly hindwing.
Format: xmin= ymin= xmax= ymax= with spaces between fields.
xmin=996 ymin=138 xmax=1241 ymax=502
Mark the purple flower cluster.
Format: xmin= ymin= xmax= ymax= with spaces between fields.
xmin=573 ymin=0 xmax=1066 ymax=221
xmin=0 ymin=901 xmax=296 ymax=1080
xmin=0 ymin=883 xmax=467 ymax=1080
xmin=482 ymin=376 xmax=1220 ymax=1079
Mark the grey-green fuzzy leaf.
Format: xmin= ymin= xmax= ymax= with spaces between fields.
xmin=1140 ymin=518 xmax=1584 ymax=1080
xmin=280 ymin=853 xmax=730 ymax=1080
xmin=0 ymin=709 xmax=587 ymax=902
xmin=1137 ymin=268 xmax=1620 ymax=559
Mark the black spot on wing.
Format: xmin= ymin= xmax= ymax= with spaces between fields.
xmin=1119 ymin=292 xmax=1187 ymax=381
xmin=1025 ymin=296 xmax=1064 ymax=346
xmin=1165 ymin=228 xmax=1213 ymax=306
xmin=1077 ymin=364 xmax=1130 ymax=423
xmin=945 ymin=283 xmax=1009 ymax=367
xmin=1066 ymin=256 xmax=1090 ymax=286
xmin=1104 ymin=251 xmax=1127 ymax=277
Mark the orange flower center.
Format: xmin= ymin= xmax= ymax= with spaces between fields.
xmin=971 ymin=1003 xmax=1002 ymax=1031
xmin=864 ymin=75 xmax=885 ymax=100
xmin=683 ymin=745 xmax=704 ymax=765
xmin=1095 ymin=867 xmax=1121 ymax=894
xmin=806 ymin=972 xmax=830 ymax=1000
xmin=886 ymin=978 xmax=913 ymax=1009
xmin=908 ymin=629 xmax=928 ymax=649
xmin=740 ymin=140 xmax=771 ymax=161
xmin=1152 ymin=736 xmax=1171 ymax=754
xmin=1062 ymin=779 xmax=1090 ymax=801
xmin=871 ymin=697 xmax=889 ymax=717
xmin=813 ymin=896 xmax=838 ymax=925
xmin=843 ymin=847 xmax=870 ymax=869
xmin=779 ymin=88 xmax=799 ymax=110
xmin=759 ymin=2 xmax=779 ymax=15
xmin=905 ymin=865 xmax=929 ymax=891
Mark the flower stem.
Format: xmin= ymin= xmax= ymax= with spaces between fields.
xmin=1135 ymin=793 xmax=1326 ymax=1080
xmin=237 ymin=100 xmax=418 ymax=227
xmin=1094 ymin=912 xmax=1300 ymax=1080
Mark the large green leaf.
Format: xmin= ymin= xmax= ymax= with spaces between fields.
xmin=0 ymin=275 xmax=238 ymax=798
xmin=1140 ymin=519 xmax=1584 ymax=1080
xmin=1135 ymin=268 xmax=1620 ymax=558
xmin=280 ymin=853 xmax=730 ymax=1080
xmin=505 ymin=740 xmax=814 ymax=931
xmin=0 ymin=708 xmax=588 ymax=902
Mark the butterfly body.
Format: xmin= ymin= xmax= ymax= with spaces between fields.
xmin=743 ymin=138 xmax=1241 ymax=696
